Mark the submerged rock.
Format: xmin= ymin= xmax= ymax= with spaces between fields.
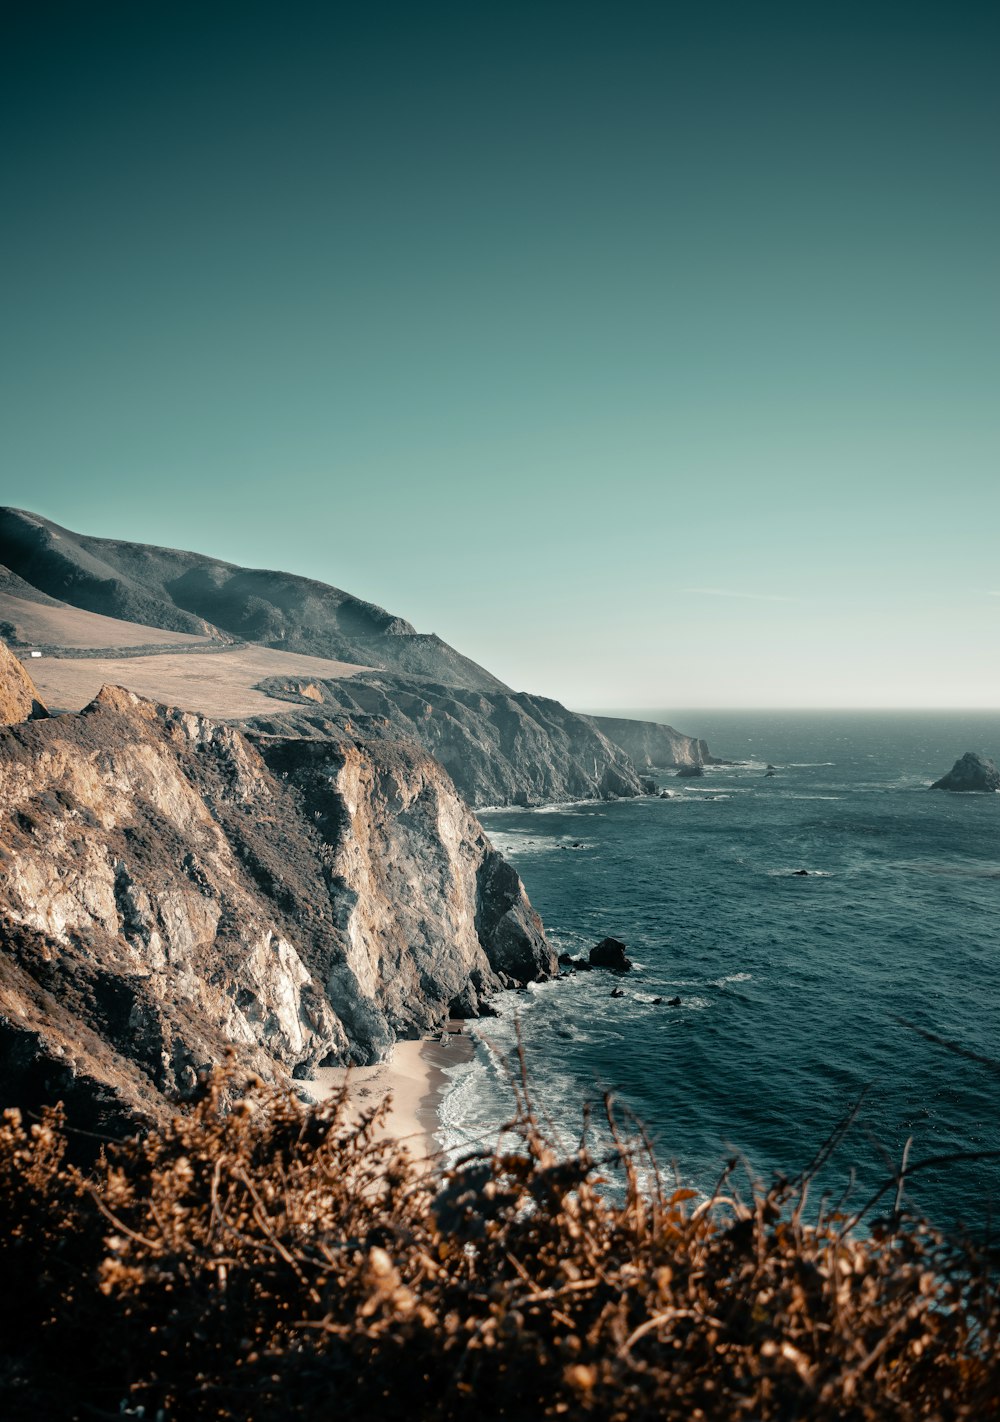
xmin=558 ymin=952 xmax=593 ymax=973
xmin=930 ymin=752 xmax=1000 ymax=793
xmin=589 ymin=938 xmax=633 ymax=971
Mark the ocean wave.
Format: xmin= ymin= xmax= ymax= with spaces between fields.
xmin=772 ymin=794 xmax=843 ymax=801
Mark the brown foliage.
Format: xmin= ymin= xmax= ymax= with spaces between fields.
xmin=0 ymin=1064 xmax=998 ymax=1421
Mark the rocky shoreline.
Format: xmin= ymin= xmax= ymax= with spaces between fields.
xmin=0 ymin=661 xmax=555 ymax=1138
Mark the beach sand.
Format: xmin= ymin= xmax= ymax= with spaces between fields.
xmin=303 ymin=1025 xmax=473 ymax=1167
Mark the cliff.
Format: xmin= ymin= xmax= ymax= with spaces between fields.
xmin=248 ymin=672 xmax=661 ymax=806
xmin=1 ymin=511 xmax=718 ymax=805
xmin=0 ymin=507 xmax=504 ymax=691
xmin=0 ymin=686 xmax=552 ymax=1133
xmin=0 ymin=640 xmax=47 ymax=725
xmin=587 ymin=714 xmax=718 ymax=769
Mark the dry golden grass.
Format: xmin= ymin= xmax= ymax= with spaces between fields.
xmin=1 ymin=1059 xmax=997 ymax=1420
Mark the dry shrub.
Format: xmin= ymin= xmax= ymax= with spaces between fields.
xmin=0 ymin=1062 xmax=998 ymax=1421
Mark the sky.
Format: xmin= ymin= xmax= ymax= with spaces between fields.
xmin=3 ymin=1 xmax=998 ymax=708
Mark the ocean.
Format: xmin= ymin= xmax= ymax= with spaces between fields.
xmin=439 ymin=711 xmax=1000 ymax=1231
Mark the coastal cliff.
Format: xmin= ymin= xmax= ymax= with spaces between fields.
xmin=587 ymin=714 xmax=718 ymax=769
xmin=0 ymin=509 xmax=716 ymax=807
xmin=0 ymin=683 xmax=552 ymax=1133
xmin=249 ymin=673 xmax=664 ymax=806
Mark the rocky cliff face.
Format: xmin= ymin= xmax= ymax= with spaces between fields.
xmin=0 ymin=687 xmax=552 ymax=1132
xmin=248 ymin=673 xmax=663 ymax=806
xmin=0 ymin=640 xmax=47 ymax=724
xmin=586 ymin=715 xmax=718 ymax=770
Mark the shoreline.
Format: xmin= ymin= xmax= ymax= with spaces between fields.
xmin=304 ymin=1023 xmax=474 ymax=1166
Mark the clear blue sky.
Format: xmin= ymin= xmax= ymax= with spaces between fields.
xmin=3 ymin=1 xmax=998 ymax=707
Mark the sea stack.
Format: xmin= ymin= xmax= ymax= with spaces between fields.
xmin=930 ymin=752 xmax=1000 ymax=793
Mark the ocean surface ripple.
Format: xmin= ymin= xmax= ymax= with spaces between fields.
xmin=443 ymin=711 xmax=1000 ymax=1228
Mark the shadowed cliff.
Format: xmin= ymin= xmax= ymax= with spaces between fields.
xmin=249 ymin=671 xmax=662 ymax=806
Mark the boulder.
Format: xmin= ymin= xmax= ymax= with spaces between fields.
xmin=930 ymin=752 xmax=1000 ymax=793
xmin=675 ymin=764 xmax=705 ymax=778
xmin=589 ymin=937 xmax=633 ymax=971
xmin=558 ymin=952 xmax=593 ymax=973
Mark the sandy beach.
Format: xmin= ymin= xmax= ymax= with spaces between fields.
xmin=303 ymin=1025 xmax=473 ymax=1166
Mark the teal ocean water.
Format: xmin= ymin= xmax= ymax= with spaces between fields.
xmin=441 ymin=712 xmax=1000 ymax=1230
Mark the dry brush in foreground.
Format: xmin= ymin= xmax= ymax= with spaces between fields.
xmin=0 ymin=1065 xmax=997 ymax=1420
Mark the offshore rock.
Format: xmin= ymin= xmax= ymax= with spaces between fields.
xmin=0 ymin=687 xmax=553 ymax=1131
xmin=930 ymin=752 xmax=1000 ymax=793
xmin=676 ymin=764 xmax=705 ymax=779
xmin=589 ymin=938 xmax=633 ymax=971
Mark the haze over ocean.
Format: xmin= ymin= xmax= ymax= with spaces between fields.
xmin=4 ymin=1 xmax=998 ymax=708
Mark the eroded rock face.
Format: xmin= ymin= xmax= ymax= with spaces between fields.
xmin=0 ymin=640 xmax=47 ymax=724
xmin=250 ymin=674 xmax=692 ymax=807
xmin=0 ymin=686 xmax=552 ymax=1127
xmin=930 ymin=752 xmax=1000 ymax=793
xmin=586 ymin=715 xmax=715 ymax=769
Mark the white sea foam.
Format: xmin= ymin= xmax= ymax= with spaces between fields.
xmin=774 ymin=793 xmax=843 ymax=800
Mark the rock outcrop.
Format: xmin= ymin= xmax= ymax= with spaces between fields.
xmin=0 ymin=640 xmax=47 ymax=724
xmin=0 ymin=687 xmax=553 ymax=1131
xmin=930 ymin=752 xmax=1000 ymax=793
xmin=587 ymin=715 xmax=721 ymax=769
xmin=588 ymin=938 xmax=633 ymax=971
xmin=250 ymin=674 xmax=692 ymax=807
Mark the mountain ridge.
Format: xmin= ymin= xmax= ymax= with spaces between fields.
xmin=0 ymin=507 xmax=505 ymax=691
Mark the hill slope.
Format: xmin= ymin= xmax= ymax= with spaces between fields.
xmin=0 ymin=507 xmax=504 ymax=690
xmin=1 ymin=508 xmax=718 ymax=801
